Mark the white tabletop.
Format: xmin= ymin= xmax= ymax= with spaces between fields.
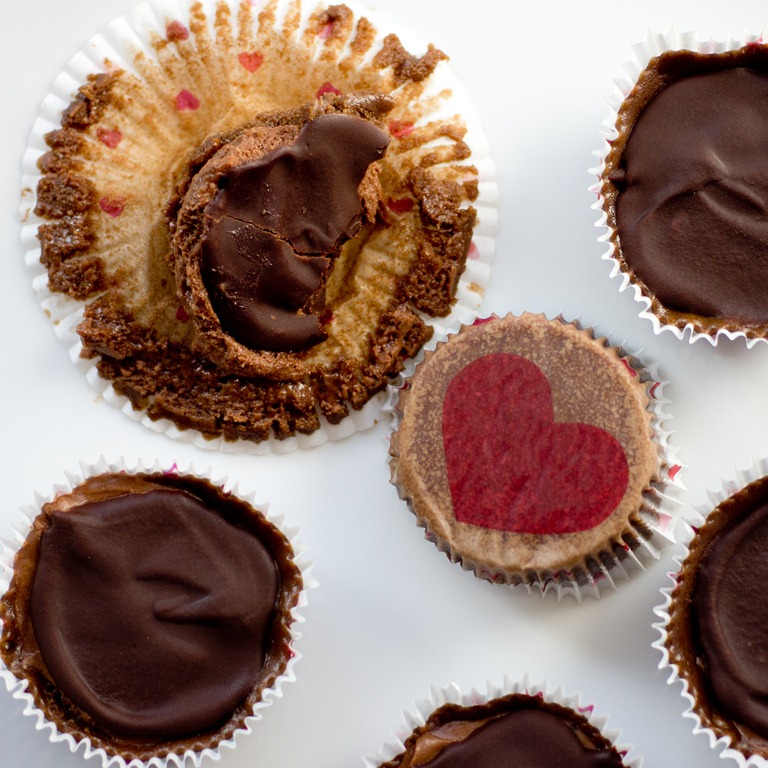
xmin=2 ymin=1 xmax=768 ymax=766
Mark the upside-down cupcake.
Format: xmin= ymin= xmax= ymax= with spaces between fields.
xmin=389 ymin=313 xmax=682 ymax=599
xmin=22 ymin=0 xmax=496 ymax=452
xmin=594 ymin=30 xmax=768 ymax=345
xmin=655 ymin=460 xmax=768 ymax=764
xmin=0 ymin=459 xmax=310 ymax=765
xmin=364 ymin=678 xmax=641 ymax=768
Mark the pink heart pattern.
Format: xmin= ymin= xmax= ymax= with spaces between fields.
xmin=442 ymin=353 xmax=629 ymax=535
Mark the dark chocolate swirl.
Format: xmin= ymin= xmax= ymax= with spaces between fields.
xmin=415 ymin=709 xmax=624 ymax=768
xmin=691 ymin=494 xmax=768 ymax=736
xmin=29 ymin=484 xmax=281 ymax=739
xmin=202 ymin=112 xmax=389 ymax=352
xmin=613 ymin=51 xmax=768 ymax=324
xmin=381 ymin=695 xmax=626 ymax=768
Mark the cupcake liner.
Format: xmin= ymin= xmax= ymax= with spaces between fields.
xmin=363 ymin=676 xmax=642 ymax=767
xmin=653 ymin=457 xmax=768 ymax=767
xmin=387 ymin=313 xmax=684 ymax=602
xmin=0 ymin=456 xmax=316 ymax=768
xmin=590 ymin=26 xmax=767 ymax=347
xmin=21 ymin=0 xmax=498 ymax=454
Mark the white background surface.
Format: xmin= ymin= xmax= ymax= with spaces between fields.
xmin=2 ymin=1 xmax=768 ymax=767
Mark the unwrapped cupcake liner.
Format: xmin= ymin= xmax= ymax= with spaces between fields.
xmin=21 ymin=0 xmax=498 ymax=454
xmin=387 ymin=313 xmax=685 ymax=602
xmin=590 ymin=26 xmax=767 ymax=347
xmin=0 ymin=456 xmax=316 ymax=768
xmin=362 ymin=676 xmax=642 ymax=767
xmin=653 ymin=456 xmax=768 ymax=767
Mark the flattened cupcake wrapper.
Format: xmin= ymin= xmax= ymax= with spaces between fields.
xmin=387 ymin=313 xmax=684 ymax=602
xmin=0 ymin=456 xmax=315 ymax=768
xmin=21 ymin=0 xmax=497 ymax=454
xmin=653 ymin=457 xmax=768 ymax=767
xmin=590 ymin=26 xmax=767 ymax=347
xmin=363 ymin=675 xmax=642 ymax=768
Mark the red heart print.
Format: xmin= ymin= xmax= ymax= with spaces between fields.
xmin=442 ymin=353 xmax=629 ymax=534
xmin=238 ymin=51 xmax=264 ymax=73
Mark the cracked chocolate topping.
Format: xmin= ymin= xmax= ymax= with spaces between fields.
xmin=0 ymin=472 xmax=302 ymax=760
xmin=202 ymin=113 xmax=389 ymax=352
xmin=603 ymin=46 xmax=768 ymax=332
xmin=667 ymin=474 xmax=768 ymax=754
xmin=378 ymin=695 xmax=626 ymax=768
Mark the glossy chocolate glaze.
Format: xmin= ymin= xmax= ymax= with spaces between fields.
xmin=606 ymin=46 xmax=768 ymax=328
xmin=1 ymin=472 xmax=301 ymax=758
xmin=689 ymin=481 xmax=768 ymax=739
xmin=202 ymin=113 xmax=389 ymax=352
xmin=381 ymin=695 xmax=625 ymax=768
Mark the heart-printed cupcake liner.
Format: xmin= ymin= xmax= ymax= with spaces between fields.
xmin=21 ymin=0 xmax=498 ymax=454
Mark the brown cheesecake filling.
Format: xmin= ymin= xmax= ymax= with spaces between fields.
xmin=0 ymin=472 xmax=302 ymax=759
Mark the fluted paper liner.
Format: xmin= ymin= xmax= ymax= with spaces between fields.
xmin=363 ymin=676 xmax=642 ymax=767
xmin=0 ymin=457 xmax=315 ymax=768
xmin=653 ymin=457 xmax=768 ymax=766
xmin=21 ymin=0 xmax=498 ymax=454
xmin=387 ymin=313 xmax=684 ymax=602
xmin=591 ymin=26 xmax=768 ymax=347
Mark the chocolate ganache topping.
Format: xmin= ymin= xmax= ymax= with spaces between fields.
xmin=608 ymin=47 xmax=768 ymax=327
xmin=690 ymin=487 xmax=768 ymax=738
xmin=382 ymin=696 xmax=625 ymax=768
xmin=0 ymin=472 xmax=301 ymax=752
xmin=202 ymin=112 xmax=390 ymax=352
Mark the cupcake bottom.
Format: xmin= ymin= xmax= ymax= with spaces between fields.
xmin=389 ymin=313 xmax=681 ymax=600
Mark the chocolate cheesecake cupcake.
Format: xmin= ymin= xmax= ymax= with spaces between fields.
xmin=0 ymin=462 xmax=308 ymax=764
xmin=596 ymin=35 xmax=768 ymax=344
xmin=656 ymin=465 xmax=768 ymax=762
xmin=24 ymin=0 xmax=495 ymax=450
xmin=366 ymin=680 xmax=640 ymax=768
xmin=389 ymin=313 xmax=681 ymax=598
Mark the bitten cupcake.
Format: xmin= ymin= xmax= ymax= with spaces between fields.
xmin=389 ymin=313 xmax=681 ymax=599
xmin=655 ymin=462 xmax=768 ymax=764
xmin=594 ymin=31 xmax=768 ymax=345
xmin=23 ymin=0 xmax=496 ymax=452
xmin=0 ymin=460 xmax=310 ymax=765
xmin=365 ymin=679 xmax=640 ymax=768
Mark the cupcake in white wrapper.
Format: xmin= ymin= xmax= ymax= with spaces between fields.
xmin=654 ymin=458 xmax=768 ymax=766
xmin=388 ymin=312 xmax=684 ymax=601
xmin=22 ymin=0 xmax=497 ymax=454
xmin=592 ymin=28 xmax=768 ymax=347
xmin=0 ymin=457 xmax=314 ymax=767
xmin=364 ymin=676 xmax=642 ymax=767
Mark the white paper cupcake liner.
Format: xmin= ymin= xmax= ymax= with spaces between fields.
xmin=0 ymin=456 xmax=316 ymax=768
xmin=363 ymin=676 xmax=642 ymax=767
xmin=590 ymin=26 xmax=767 ymax=347
xmin=653 ymin=456 xmax=768 ymax=767
xmin=386 ymin=313 xmax=685 ymax=602
xmin=21 ymin=0 xmax=498 ymax=454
